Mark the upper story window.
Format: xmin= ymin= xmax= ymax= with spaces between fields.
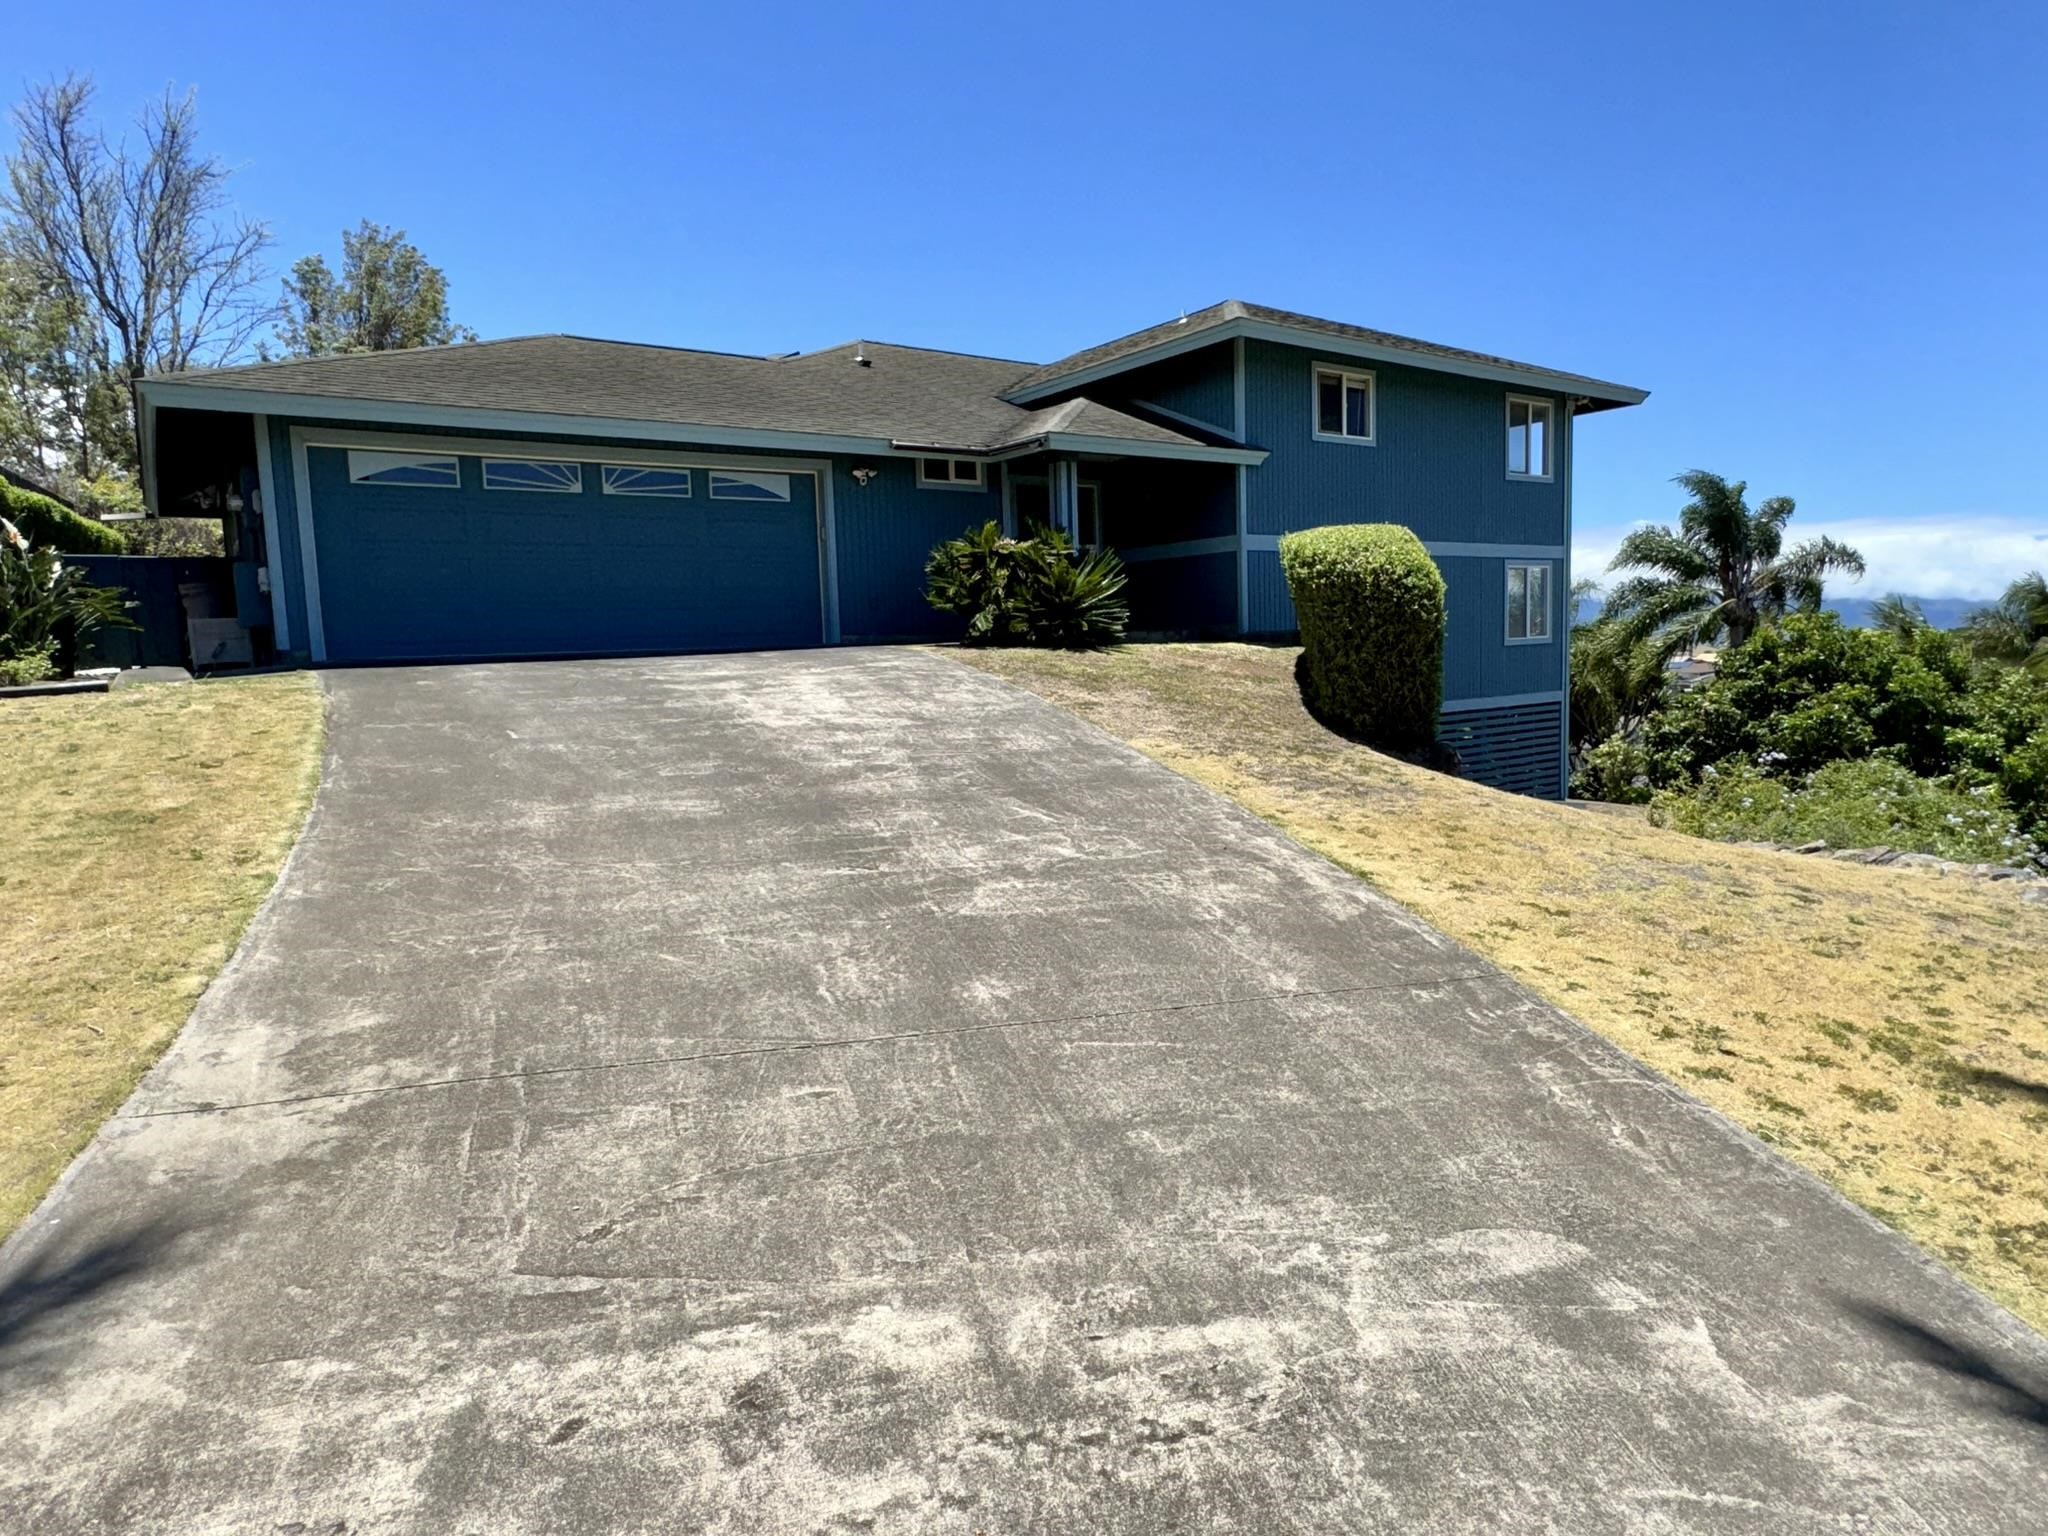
xmin=482 ymin=458 xmax=582 ymax=493
xmin=347 ymin=450 xmax=460 ymax=489
xmin=917 ymin=457 xmax=985 ymax=490
xmin=1506 ymin=396 xmax=1554 ymax=479
xmin=1506 ymin=561 xmax=1553 ymax=643
xmin=1313 ymin=364 xmax=1376 ymax=444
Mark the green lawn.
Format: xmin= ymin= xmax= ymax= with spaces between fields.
xmin=948 ymin=642 xmax=2048 ymax=1332
xmin=0 ymin=675 xmax=323 ymax=1236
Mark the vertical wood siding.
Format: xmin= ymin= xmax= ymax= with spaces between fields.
xmin=1241 ymin=340 xmax=1566 ymax=544
xmin=833 ymin=456 xmax=1001 ymax=639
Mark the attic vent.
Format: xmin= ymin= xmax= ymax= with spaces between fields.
xmin=854 ymin=343 xmax=871 ymax=367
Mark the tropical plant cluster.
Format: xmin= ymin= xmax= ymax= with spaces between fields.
xmin=1573 ymin=472 xmax=2048 ymax=869
xmin=924 ymin=522 xmax=1130 ymax=648
xmin=1278 ymin=522 xmax=1446 ymax=751
xmin=1 ymin=514 xmax=132 ymax=682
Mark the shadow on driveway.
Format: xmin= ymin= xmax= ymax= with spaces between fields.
xmin=0 ymin=1217 xmax=181 ymax=1374
xmin=1841 ymin=1296 xmax=2048 ymax=1427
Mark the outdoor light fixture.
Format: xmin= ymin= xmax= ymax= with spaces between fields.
xmin=851 ymin=466 xmax=878 ymax=486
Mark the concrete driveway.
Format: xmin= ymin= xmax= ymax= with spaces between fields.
xmin=3 ymin=649 xmax=2045 ymax=1533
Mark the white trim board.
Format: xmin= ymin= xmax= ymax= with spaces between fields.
xmin=1003 ymin=316 xmax=1648 ymax=408
xmin=1240 ymin=534 xmax=1565 ymax=561
xmin=1129 ymin=397 xmax=1242 ymax=442
xmin=138 ymin=379 xmax=1268 ymax=469
xmin=142 ymin=380 xmax=901 ymax=459
xmin=285 ymin=425 xmax=839 ymax=663
xmin=1119 ymin=535 xmax=1238 ymax=564
xmin=1440 ymin=689 xmax=1564 ymax=714
xmin=250 ymin=414 xmax=291 ymax=652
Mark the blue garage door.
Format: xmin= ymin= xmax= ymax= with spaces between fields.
xmin=308 ymin=447 xmax=824 ymax=662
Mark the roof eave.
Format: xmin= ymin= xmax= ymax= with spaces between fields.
xmin=135 ymin=378 xmax=904 ymax=459
xmin=1004 ymin=315 xmax=1647 ymax=411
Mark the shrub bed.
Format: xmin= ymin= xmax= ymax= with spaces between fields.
xmin=1651 ymin=757 xmax=2042 ymax=868
xmin=0 ymin=482 xmax=125 ymax=555
xmin=925 ymin=522 xmax=1128 ymax=648
xmin=1279 ymin=523 xmax=1445 ymax=750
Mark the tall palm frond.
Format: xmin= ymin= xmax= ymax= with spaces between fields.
xmin=1965 ymin=571 xmax=2048 ymax=675
xmin=1605 ymin=470 xmax=1865 ymax=657
xmin=1869 ymin=593 xmax=1927 ymax=636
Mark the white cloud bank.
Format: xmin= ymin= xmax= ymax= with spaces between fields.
xmin=1575 ymin=515 xmax=2048 ymax=600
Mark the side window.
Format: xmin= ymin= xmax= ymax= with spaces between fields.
xmin=1312 ymin=364 xmax=1375 ymax=444
xmin=916 ymin=458 xmax=985 ymax=490
xmin=1506 ymin=396 xmax=1554 ymax=479
xmin=1077 ymin=482 xmax=1102 ymax=548
xmin=1506 ymin=561 xmax=1553 ymax=643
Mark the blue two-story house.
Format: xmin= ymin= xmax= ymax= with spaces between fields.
xmin=134 ymin=300 xmax=1645 ymax=797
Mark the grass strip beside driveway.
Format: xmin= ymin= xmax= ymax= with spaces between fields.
xmin=947 ymin=642 xmax=2048 ymax=1332
xmin=0 ymin=675 xmax=322 ymax=1236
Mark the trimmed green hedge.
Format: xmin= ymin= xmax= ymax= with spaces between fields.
xmin=1279 ymin=523 xmax=1446 ymax=750
xmin=0 ymin=481 xmax=126 ymax=555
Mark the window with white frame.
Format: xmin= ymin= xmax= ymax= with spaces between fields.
xmin=1313 ymin=365 xmax=1375 ymax=443
xmin=1506 ymin=561 xmax=1552 ymax=643
xmin=917 ymin=457 xmax=985 ymax=490
xmin=482 ymin=458 xmax=582 ymax=493
xmin=1506 ymin=396 xmax=1554 ymax=479
xmin=1078 ymin=482 xmax=1102 ymax=548
xmin=601 ymin=465 xmax=692 ymax=498
xmin=347 ymin=450 xmax=460 ymax=488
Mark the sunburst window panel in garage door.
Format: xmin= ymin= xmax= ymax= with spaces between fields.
xmin=602 ymin=465 xmax=692 ymax=498
xmin=481 ymin=459 xmax=582 ymax=493
xmin=347 ymin=451 xmax=460 ymax=488
xmin=708 ymin=471 xmax=792 ymax=502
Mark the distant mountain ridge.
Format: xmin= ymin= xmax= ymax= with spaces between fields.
xmin=1571 ymin=594 xmax=1988 ymax=631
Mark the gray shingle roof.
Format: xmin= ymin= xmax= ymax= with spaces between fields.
xmin=154 ymin=301 xmax=1644 ymax=449
xmin=1004 ymin=299 xmax=1646 ymax=405
xmin=158 ymin=336 xmax=1218 ymax=455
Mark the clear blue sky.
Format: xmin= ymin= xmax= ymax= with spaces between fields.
xmin=14 ymin=1 xmax=2047 ymax=596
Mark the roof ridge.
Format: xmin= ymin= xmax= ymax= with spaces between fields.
xmin=793 ymin=338 xmax=1042 ymax=368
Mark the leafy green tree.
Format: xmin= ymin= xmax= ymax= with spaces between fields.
xmin=1964 ymin=571 xmax=2048 ymax=677
xmin=1608 ymin=612 xmax=2048 ymax=838
xmin=276 ymin=221 xmax=475 ymax=357
xmin=1605 ymin=470 xmax=1866 ymax=657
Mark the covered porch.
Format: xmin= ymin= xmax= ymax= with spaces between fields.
xmin=994 ymin=449 xmax=1245 ymax=637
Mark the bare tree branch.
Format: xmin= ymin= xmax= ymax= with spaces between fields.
xmin=2 ymin=74 xmax=273 ymax=472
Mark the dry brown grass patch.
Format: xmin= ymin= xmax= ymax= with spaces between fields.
xmin=946 ymin=642 xmax=2048 ymax=1331
xmin=0 ymin=675 xmax=323 ymax=1235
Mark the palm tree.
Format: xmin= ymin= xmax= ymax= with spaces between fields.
xmin=1605 ymin=470 xmax=1866 ymax=657
xmin=1964 ymin=571 xmax=2048 ymax=676
xmin=1869 ymin=592 xmax=1927 ymax=636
